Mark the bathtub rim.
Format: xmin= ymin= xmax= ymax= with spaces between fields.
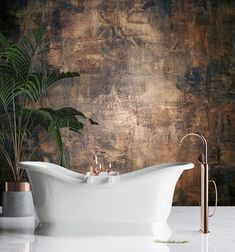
xmin=19 ymin=161 xmax=194 ymax=182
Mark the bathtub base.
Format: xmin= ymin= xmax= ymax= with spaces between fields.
xmin=36 ymin=221 xmax=171 ymax=238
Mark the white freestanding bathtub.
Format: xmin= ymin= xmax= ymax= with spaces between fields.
xmin=19 ymin=161 xmax=194 ymax=237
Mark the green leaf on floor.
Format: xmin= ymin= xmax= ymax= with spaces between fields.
xmin=154 ymin=239 xmax=189 ymax=244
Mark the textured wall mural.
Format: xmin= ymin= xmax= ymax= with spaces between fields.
xmin=1 ymin=0 xmax=235 ymax=205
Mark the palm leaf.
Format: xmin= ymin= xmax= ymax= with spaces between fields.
xmin=23 ymin=72 xmax=80 ymax=102
xmin=20 ymin=107 xmax=83 ymax=166
xmin=0 ymin=77 xmax=23 ymax=107
xmin=32 ymin=25 xmax=48 ymax=47
xmin=40 ymin=107 xmax=84 ymax=132
xmin=46 ymin=107 xmax=85 ymax=118
xmin=20 ymin=107 xmax=53 ymax=132
xmin=0 ymin=131 xmax=11 ymax=143
xmin=20 ymin=107 xmax=84 ymax=166
xmin=0 ymin=24 xmax=98 ymax=173
xmin=38 ymin=107 xmax=88 ymax=166
xmin=20 ymin=25 xmax=49 ymax=56
xmin=0 ymin=128 xmax=30 ymax=144
xmin=0 ymin=25 xmax=49 ymax=87
xmin=54 ymin=129 xmax=67 ymax=166
xmin=0 ymin=33 xmax=12 ymax=51
xmin=2 ymin=44 xmax=31 ymax=82
xmin=20 ymin=36 xmax=34 ymax=55
xmin=48 ymin=117 xmax=84 ymax=133
xmin=20 ymin=106 xmax=83 ymax=141
xmin=0 ymin=64 xmax=15 ymax=76
xmin=0 ymin=78 xmax=14 ymax=107
xmin=89 ymin=118 xmax=99 ymax=125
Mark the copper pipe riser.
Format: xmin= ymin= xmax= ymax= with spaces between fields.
xmin=5 ymin=182 xmax=31 ymax=192
xmin=180 ymin=133 xmax=211 ymax=234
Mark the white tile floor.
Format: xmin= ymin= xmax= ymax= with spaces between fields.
xmin=0 ymin=207 xmax=235 ymax=252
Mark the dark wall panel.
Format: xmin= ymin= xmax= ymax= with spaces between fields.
xmin=1 ymin=0 xmax=235 ymax=205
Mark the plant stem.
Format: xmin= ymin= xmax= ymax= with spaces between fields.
xmin=0 ymin=144 xmax=17 ymax=181
xmin=12 ymin=93 xmax=20 ymax=180
xmin=19 ymin=132 xmax=53 ymax=180
xmin=18 ymin=109 xmax=32 ymax=161
xmin=27 ymin=132 xmax=53 ymax=161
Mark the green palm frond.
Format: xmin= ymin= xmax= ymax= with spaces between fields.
xmin=0 ymin=64 xmax=15 ymax=76
xmin=0 ymin=25 xmax=49 ymax=86
xmin=0 ymin=77 xmax=22 ymax=107
xmin=19 ymin=106 xmax=95 ymax=133
xmin=56 ymin=72 xmax=80 ymax=79
xmin=20 ymin=106 xmax=86 ymax=166
xmin=20 ymin=25 xmax=50 ymax=55
xmin=89 ymin=118 xmax=99 ymax=125
xmin=33 ymin=25 xmax=46 ymax=43
xmin=0 ymin=131 xmax=11 ymax=143
xmin=40 ymin=107 xmax=84 ymax=133
xmin=44 ymin=107 xmax=98 ymax=125
xmin=37 ymin=107 xmax=88 ymax=166
xmin=54 ymin=129 xmax=67 ymax=166
xmin=49 ymin=116 xmax=84 ymax=133
xmin=23 ymin=72 xmax=80 ymax=102
xmin=0 ymin=128 xmax=30 ymax=144
xmin=23 ymin=74 xmax=47 ymax=102
xmin=0 ymin=78 xmax=14 ymax=107
xmin=1 ymin=43 xmax=31 ymax=81
xmin=20 ymin=36 xmax=34 ymax=55
xmin=0 ymin=33 xmax=12 ymax=51
xmin=20 ymin=107 xmax=53 ymax=132
xmin=45 ymin=107 xmax=86 ymax=119
xmin=0 ymin=24 xmax=98 ymax=178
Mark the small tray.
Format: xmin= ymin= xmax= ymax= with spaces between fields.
xmin=84 ymin=172 xmax=120 ymax=184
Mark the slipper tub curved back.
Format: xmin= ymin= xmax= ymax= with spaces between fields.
xmin=19 ymin=161 xmax=194 ymax=237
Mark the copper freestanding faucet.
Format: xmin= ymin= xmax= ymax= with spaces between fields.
xmin=180 ymin=133 xmax=217 ymax=234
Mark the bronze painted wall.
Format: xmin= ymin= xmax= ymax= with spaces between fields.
xmin=3 ymin=0 xmax=235 ymax=205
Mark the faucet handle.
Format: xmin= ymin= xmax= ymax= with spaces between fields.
xmin=198 ymin=153 xmax=205 ymax=164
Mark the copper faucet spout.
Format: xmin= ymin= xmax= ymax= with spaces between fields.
xmin=180 ymin=133 xmax=208 ymax=164
xmin=180 ymin=132 xmax=210 ymax=234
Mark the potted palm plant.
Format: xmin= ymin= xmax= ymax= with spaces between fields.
xmin=0 ymin=25 xmax=97 ymax=216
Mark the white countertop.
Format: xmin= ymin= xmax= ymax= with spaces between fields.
xmin=0 ymin=207 xmax=235 ymax=252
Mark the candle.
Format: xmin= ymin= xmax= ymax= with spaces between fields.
xmin=90 ymin=166 xmax=93 ymax=174
xmin=95 ymin=155 xmax=98 ymax=165
xmin=99 ymin=163 xmax=102 ymax=170
xmin=109 ymin=163 xmax=112 ymax=169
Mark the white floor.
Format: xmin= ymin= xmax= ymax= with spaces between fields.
xmin=0 ymin=207 xmax=235 ymax=252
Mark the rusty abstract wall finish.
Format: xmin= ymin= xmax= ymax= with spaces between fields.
xmin=1 ymin=0 xmax=234 ymax=205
